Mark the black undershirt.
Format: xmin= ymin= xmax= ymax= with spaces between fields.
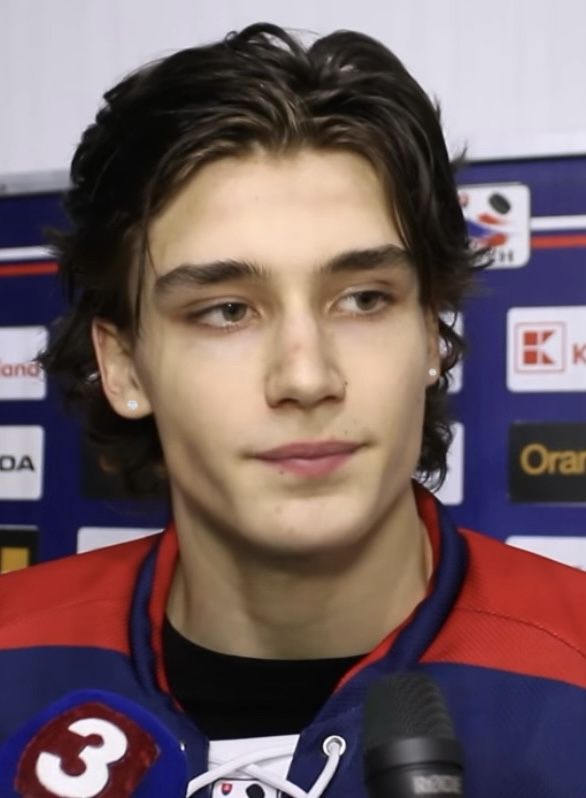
xmin=162 ymin=617 xmax=364 ymax=739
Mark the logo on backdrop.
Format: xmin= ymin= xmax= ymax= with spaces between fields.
xmin=509 ymin=422 xmax=586 ymax=503
xmin=459 ymin=183 xmax=531 ymax=268
xmin=0 ymin=426 xmax=44 ymax=500
xmin=0 ymin=527 xmax=38 ymax=572
xmin=515 ymin=323 xmax=565 ymax=371
xmin=432 ymin=423 xmax=464 ymax=506
xmin=507 ymin=307 xmax=586 ymax=391
xmin=0 ymin=326 xmax=47 ymax=400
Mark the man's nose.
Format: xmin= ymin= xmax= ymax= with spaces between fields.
xmin=264 ymin=316 xmax=346 ymax=409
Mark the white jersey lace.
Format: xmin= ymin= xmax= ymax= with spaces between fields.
xmin=186 ymin=734 xmax=346 ymax=797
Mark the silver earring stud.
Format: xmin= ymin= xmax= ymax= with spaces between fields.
xmin=127 ymin=399 xmax=139 ymax=411
xmin=428 ymin=367 xmax=438 ymax=378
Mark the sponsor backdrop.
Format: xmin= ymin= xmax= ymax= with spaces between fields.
xmin=0 ymin=156 xmax=584 ymax=572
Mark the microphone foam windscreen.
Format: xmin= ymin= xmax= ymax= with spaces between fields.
xmin=363 ymin=672 xmax=456 ymax=751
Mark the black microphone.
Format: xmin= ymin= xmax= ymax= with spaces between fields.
xmin=0 ymin=690 xmax=189 ymax=797
xmin=362 ymin=672 xmax=464 ymax=797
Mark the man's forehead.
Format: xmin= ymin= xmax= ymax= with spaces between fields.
xmin=148 ymin=148 xmax=393 ymax=245
xmin=142 ymin=148 xmax=407 ymax=298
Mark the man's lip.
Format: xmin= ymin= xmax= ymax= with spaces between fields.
xmin=256 ymin=441 xmax=362 ymax=460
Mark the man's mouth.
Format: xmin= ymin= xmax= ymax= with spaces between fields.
xmin=255 ymin=440 xmax=361 ymax=477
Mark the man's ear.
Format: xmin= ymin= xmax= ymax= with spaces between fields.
xmin=91 ymin=319 xmax=152 ymax=418
xmin=425 ymin=309 xmax=441 ymax=385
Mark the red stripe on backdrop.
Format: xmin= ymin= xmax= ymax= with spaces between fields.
xmin=531 ymin=234 xmax=586 ymax=249
xmin=1 ymin=239 xmax=584 ymax=275
xmin=0 ymin=262 xmax=59 ymax=277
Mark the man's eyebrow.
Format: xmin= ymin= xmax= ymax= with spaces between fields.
xmin=319 ymin=243 xmax=410 ymax=275
xmin=153 ymin=244 xmax=410 ymax=296
xmin=154 ymin=259 xmax=267 ymax=295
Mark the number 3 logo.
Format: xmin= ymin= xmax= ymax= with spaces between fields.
xmin=16 ymin=702 xmax=159 ymax=798
xmin=36 ymin=717 xmax=128 ymax=797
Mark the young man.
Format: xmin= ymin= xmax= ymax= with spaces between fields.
xmin=1 ymin=22 xmax=586 ymax=797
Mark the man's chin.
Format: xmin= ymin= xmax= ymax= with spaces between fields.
xmin=235 ymin=519 xmax=372 ymax=568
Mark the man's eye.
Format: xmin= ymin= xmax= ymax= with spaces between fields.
xmin=192 ymin=302 xmax=251 ymax=327
xmin=338 ymin=290 xmax=391 ymax=313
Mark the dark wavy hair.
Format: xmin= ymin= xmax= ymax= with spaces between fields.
xmin=41 ymin=22 xmax=485 ymax=496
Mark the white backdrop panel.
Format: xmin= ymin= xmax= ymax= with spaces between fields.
xmin=1 ymin=0 xmax=586 ymax=176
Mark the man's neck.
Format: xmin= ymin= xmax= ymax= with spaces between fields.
xmin=166 ymin=485 xmax=432 ymax=659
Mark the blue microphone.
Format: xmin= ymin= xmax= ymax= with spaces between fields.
xmin=0 ymin=690 xmax=189 ymax=797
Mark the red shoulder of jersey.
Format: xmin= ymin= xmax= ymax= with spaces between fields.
xmin=0 ymin=533 xmax=161 ymax=654
xmin=422 ymin=529 xmax=586 ymax=688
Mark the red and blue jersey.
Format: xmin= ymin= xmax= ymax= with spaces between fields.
xmin=1 ymin=487 xmax=586 ymax=796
